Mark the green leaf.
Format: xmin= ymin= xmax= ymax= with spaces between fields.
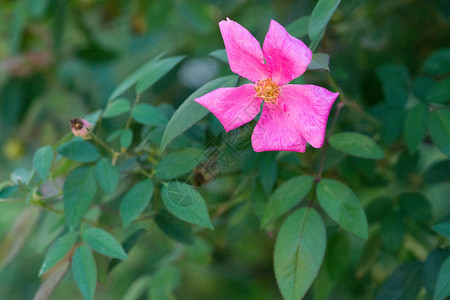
xmin=428 ymin=109 xmax=450 ymax=156
xmin=261 ymin=176 xmax=314 ymax=227
xmin=404 ymin=102 xmax=428 ymax=155
xmin=0 ymin=184 xmax=19 ymax=199
xmin=72 ymin=246 xmax=97 ymax=300
xmin=424 ymin=249 xmax=450 ymax=297
xmin=376 ymin=262 xmax=423 ymax=300
xmin=427 ymin=77 xmax=450 ymax=104
xmin=63 ymin=166 xmax=97 ymax=228
xmin=120 ymin=128 xmax=133 ymax=149
xmin=425 ymin=160 xmax=450 ymax=184
xmin=398 ymin=192 xmax=432 ymax=223
xmin=154 ymin=210 xmax=195 ymax=245
xmin=131 ymin=103 xmax=168 ymax=126
xmin=108 ymin=52 xmax=167 ymax=101
xmin=161 ymin=75 xmax=239 ymax=151
xmin=135 ymin=55 xmax=185 ymax=94
xmin=423 ymin=48 xmax=450 ymax=76
xmin=317 ymin=179 xmax=368 ymax=239
xmin=155 ymin=148 xmax=206 ymax=180
xmin=161 ymin=182 xmax=213 ymax=229
xmin=57 ymin=139 xmax=100 ymax=162
xmin=33 ymin=145 xmax=53 ymax=181
xmin=108 ymin=229 xmax=145 ymax=273
xmin=274 ymin=208 xmax=326 ymax=300
xmin=102 ymin=98 xmax=131 ymax=118
xmin=106 ymin=129 xmax=124 ymax=142
xmin=259 ymin=152 xmax=278 ymax=194
xmin=308 ymin=0 xmax=341 ymax=45
xmin=286 ymin=16 xmax=310 ymax=38
xmin=82 ymin=227 xmax=128 ymax=260
xmin=307 ymin=53 xmax=330 ymax=71
xmin=120 ymin=180 xmax=154 ymax=228
xmin=433 ymin=222 xmax=450 ymax=239
xmin=329 ymin=132 xmax=384 ymax=159
xmin=149 ymin=265 xmax=181 ymax=300
xmin=209 ymin=49 xmax=228 ymax=63
xmin=94 ymin=158 xmax=119 ymax=194
xmin=39 ymin=232 xmax=77 ymax=276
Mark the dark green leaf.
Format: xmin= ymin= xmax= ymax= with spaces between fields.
xmin=33 ymin=145 xmax=53 ymax=181
xmin=424 ymin=248 xmax=450 ymax=296
xmin=108 ymin=52 xmax=166 ymax=101
xmin=433 ymin=222 xmax=450 ymax=239
xmin=155 ymin=210 xmax=195 ymax=245
xmin=375 ymin=262 xmax=423 ymax=300
xmin=261 ymin=176 xmax=314 ymax=227
xmin=108 ymin=229 xmax=145 ymax=273
xmin=398 ymin=192 xmax=432 ymax=223
xmin=324 ymin=232 xmax=350 ymax=280
xmin=380 ymin=211 xmax=404 ymax=253
xmin=63 ymin=166 xmax=97 ymax=228
xmin=317 ymin=179 xmax=368 ymax=239
xmin=307 ymin=53 xmax=330 ymax=71
xmin=423 ymin=48 xmax=450 ymax=76
xmin=155 ymin=148 xmax=206 ymax=180
xmin=39 ymin=232 xmax=77 ymax=276
xmin=376 ymin=64 xmax=410 ymax=107
xmin=94 ymin=158 xmax=119 ymax=194
xmin=286 ymin=16 xmax=310 ymax=38
xmin=131 ymin=103 xmax=168 ymax=126
xmin=274 ymin=208 xmax=326 ymax=300
xmin=120 ymin=180 xmax=154 ymax=228
xmin=259 ymin=152 xmax=278 ymax=194
xmin=329 ymin=132 xmax=384 ymax=159
xmin=308 ymin=0 xmax=341 ymax=45
xmin=102 ymin=98 xmax=130 ymax=118
xmin=435 ymin=256 xmax=450 ymax=300
xmin=209 ymin=49 xmax=228 ymax=63
xmin=161 ymin=182 xmax=213 ymax=229
xmin=425 ymin=160 xmax=450 ymax=184
xmin=72 ymin=246 xmax=97 ymax=300
xmin=135 ymin=56 xmax=185 ymax=94
xmin=82 ymin=227 xmax=128 ymax=260
xmin=120 ymin=128 xmax=133 ymax=149
xmin=161 ymin=75 xmax=239 ymax=151
xmin=57 ymin=139 xmax=100 ymax=162
xmin=0 ymin=184 xmax=19 ymax=199
xmin=404 ymin=102 xmax=428 ymax=154
xmin=428 ymin=109 xmax=450 ymax=156
xmin=427 ymin=78 xmax=450 ymax=104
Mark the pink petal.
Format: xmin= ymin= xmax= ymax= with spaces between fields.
xmin=195 ymin=84 xmax=262 ymax=132
xmin=251 ymin=103 xmax=307 ymax=152
xmin=280 ymin=84 xmax=339 ymax=148
xmin=219 ymin=18 xmax=270 ymax=83
xmin=262 ymin=20 xmax=312 ymax=85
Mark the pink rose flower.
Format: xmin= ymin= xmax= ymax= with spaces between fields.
xmin=70 ymin=118 xmax=92 ymax=139
xmin=195 ymin=18 xmax=339 ymax=152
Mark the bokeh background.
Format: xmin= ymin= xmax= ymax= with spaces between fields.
xmin=1 ymin=0 xmax=449 ymax=299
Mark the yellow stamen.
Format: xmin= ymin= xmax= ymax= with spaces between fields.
xmin=254 ymin=78 xmax=281 ymax=104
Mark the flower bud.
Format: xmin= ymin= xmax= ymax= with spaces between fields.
xmin=70 ymin=118 xmax=92 ymax=139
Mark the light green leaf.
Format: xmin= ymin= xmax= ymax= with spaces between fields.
xmin=102 ymin=98 xmax=131 ymax=118
xmin=307 ymin=53 xmax=330 ymax=71
xmin=135 ymin=55 xmax=185 ymax=94
xmin=108 ymin=52 xmax=166 ymax=101
xmin=57 ymin=139 xmax=100 ymax=162
xmin=274 ymin=208 xmax=326 ymax=300
xmin=428 ymin=109 xmax=450 ymax=156
xmin=317 ymin=179 xmax=368 ymax=239
xmin=63 ymin=166 xmax=97 ymax=228
xmin=39 ymin=232 xmax=77 ymax=276
xmin=286 ymin=16 xmax=310 ymax=38
xmin=329 ymin=132 xmax=384 ymax=159
xmin=155 ymin=148 xmax=206 ymax=180
xmin=95 ymin=158 xmax=119 ymax=194
xmin=131 ymin=103 xmax=168 ymax=126
xmin=82 ymin=227 xmax=128 ymax=260
xmin=120 ymin=128 xmax=133 ymax=149
xmin=433 ymin=222 xmax=450 ymax=239
xmin=160 ymin=75 xmax=239 ymax=151
xmin=33 ymin=145 xmax=53 ymax=181
xmin=120 ymin=180 xmax=154 ymax=228
xmin=308 ymin=0 xmax=341 ymax=45
xmin=72 ymin=246 xmax=97 ymax=300
xmin=161 ymin=182 xmax=213 ymax=229
xmin=261 ymin=176 xmax=314 ymax=228
xmin=404 ymin=102 xmax=428 ymax=155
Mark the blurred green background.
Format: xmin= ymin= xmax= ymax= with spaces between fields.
xmin=0 ymin=0 xmax=449 ymax=299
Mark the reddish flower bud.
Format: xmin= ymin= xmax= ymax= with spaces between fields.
xmin=70 ymin=118 xmax=92 ymax=139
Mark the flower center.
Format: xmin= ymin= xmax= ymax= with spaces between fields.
xmin=254 ymin=78 xmax=281 ymax=104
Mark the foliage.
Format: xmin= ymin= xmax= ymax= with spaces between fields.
xmin=0 ymin=0 xmax=449 ymax=299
